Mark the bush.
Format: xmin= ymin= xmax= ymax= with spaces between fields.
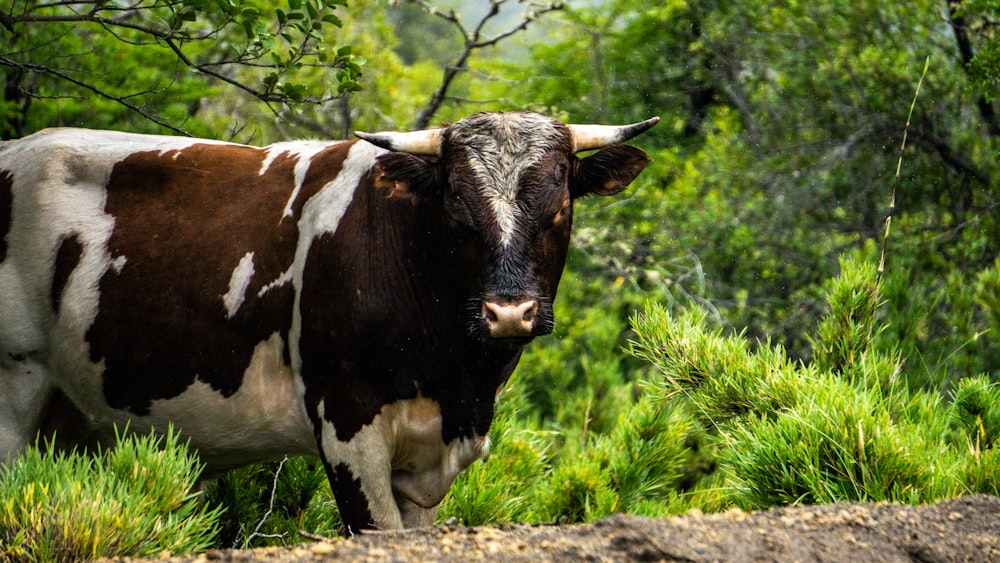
xmin=628 ymin=256 xmax=1000 ymax=510
xmin=205 ymin=456 xmax=340 ymax=548
xmin=0 ymin=427 xmax=220 ymax=562
xmin=441 ymin=370 xmax=711 ymax=526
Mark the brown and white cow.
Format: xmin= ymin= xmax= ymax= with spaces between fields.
xmin=0 ymin=111 xmax=657 ymax=532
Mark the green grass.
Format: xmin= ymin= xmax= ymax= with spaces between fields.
xmin=628 ymin=257 xmax=1000 ymax=511
xmin=0 ymin=427 xmax=220 ymax=562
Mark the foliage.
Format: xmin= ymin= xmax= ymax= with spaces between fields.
xmin=628 ymin=257 xmax=999 ymax=510
xmin=0 ymin=427 xmax=220 ymax=562
xmin=492 ymin=0 xmax=999 ymax=384
xmin=205 ymin=456 xmax=341 ymax=548
xmin=0 ymin=0 xmax=362 ymax=137
xmin=439 ymin=360 xmax=709 ymax=525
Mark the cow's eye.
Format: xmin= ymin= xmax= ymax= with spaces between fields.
xmin=446 ymin=191 xmax=476 ymax=229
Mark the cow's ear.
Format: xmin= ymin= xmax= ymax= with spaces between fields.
xmin=570 ymin=144 xmax=651 ymax=198
xmin=373 ymin=152 xmax=440 ymax=199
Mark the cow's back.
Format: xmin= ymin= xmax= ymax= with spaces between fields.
xmin=1 ymin=129 xmax=204 ymax=350
xmin=0 ymin=128 xmax=353 ymax=467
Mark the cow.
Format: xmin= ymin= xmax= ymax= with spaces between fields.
xmin=0 ymin=111 xmax=658 ymax=533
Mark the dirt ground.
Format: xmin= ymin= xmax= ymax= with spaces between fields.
xmin=123 ymin=494 xmax=999 ymax=562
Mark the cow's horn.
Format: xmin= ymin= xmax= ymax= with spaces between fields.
xmin=568 ymin=117 xmax=660 ymax=153
xmin=354 ymin=128 xmax=443 ymax=156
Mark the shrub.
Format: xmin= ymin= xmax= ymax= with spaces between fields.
xmin=627 ymin=256 xmax=999 ymax=510
xmin=0 ymin=427 xmax=219 ymax=562
xmin=441 ymin=377 xmax=710 ymax=525
xmin=439 ymin=390 xmax=551 ymax=526
xmin=205 ymin=456 xmax=340 ymax=548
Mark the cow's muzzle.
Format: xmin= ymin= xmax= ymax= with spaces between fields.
xmin=481 ymin=298 xmax=539 ymax=339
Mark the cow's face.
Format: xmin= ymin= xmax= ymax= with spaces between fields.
xmin=358 ymin=112 xmax=657 ymax=345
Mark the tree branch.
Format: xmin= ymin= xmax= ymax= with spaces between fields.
xmin=0 ymin=11 xmax=15 ymax=33
xmin=2 ymin=0 xmax=357 ymax=134
xmin=406 ymin=0 xmax=565 ymax=129
xmin=908 ymin=128 xmax=992 ymax=187
xmin=0 ymin=55 xmax=192 ymax=135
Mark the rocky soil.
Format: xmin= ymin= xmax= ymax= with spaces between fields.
xmin=120 ymin=494 xmax=999 ymax=562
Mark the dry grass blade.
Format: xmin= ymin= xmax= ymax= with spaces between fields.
xmin=878 ymin=56 xmax=930 ymax=281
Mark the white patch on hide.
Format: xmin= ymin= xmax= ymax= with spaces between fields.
xmin=222 ymin=251 xmax=255 ymax=319
xmin=0 ymin=128 xmax=242 ymax=454
xmin=257 ymin=266 xmax=292 ymax=299
xmin=288 ymin=141 xmax=381 ymax=376
xmin=260 ymin=141 xmax=346 ymax=220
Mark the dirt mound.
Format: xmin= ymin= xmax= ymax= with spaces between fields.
xmin=124 ymin=495 xmax=1000 ymax=562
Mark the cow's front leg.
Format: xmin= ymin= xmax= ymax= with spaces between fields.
xmin=317 ymin=422 xmax=402 ymax=532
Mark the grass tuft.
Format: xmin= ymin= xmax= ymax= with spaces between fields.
xmin=0 ymin=426 xmax=220 ymax=562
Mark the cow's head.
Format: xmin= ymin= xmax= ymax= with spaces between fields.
xmin=356 ymin=112 xmax=657 ymax=345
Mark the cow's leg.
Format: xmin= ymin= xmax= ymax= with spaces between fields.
xmin=0 ymin=358 xmax=53 ymax=465
xmin=317 ymin=423 xmax=403 ymax=532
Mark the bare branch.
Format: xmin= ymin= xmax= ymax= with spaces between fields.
xmin=908 ymin=128 xmax=992 ymax=186
xmin=469 ymin=0 xmax=501 ymax=44
xmin=473 ymin=2 xmax=564 ymax=48
xmin=405 ymin=0 xmax=466 ymax=39
xmin=242 ymin=457 xmax=288 ymax=549
xmin=405 ymin=0 xmax=565 ymax=129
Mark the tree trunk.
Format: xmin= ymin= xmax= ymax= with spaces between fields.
xmin=948 ymin=1 xmax=1000 ymax=137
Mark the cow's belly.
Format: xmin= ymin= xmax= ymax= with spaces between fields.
xmin=43 ymin=331 xmax=316 ymax=473
xmin=142 ymin=333 xmax=317 ymax=471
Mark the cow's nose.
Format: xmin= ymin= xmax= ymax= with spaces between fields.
xmin=482 ymin=299 xmax=538 ymax=338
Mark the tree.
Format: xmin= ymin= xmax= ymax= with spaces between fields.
xmin=0 ymin=0 xmax=363 ymax=138
xmin=268 ymin=0 xmax=565 ymax=142
xmin=492 ymin=0 xmax=999 ymax=384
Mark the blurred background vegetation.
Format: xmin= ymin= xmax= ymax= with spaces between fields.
xmin=2 ymin=0 xmax=998 ymax=553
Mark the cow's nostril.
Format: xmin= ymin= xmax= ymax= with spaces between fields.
xmin=482 ymin=300 xmax=537 ymax=338
xmin=484 ymin=305 xmax=499 ymax=323
xmin=522 ymin=301 xmax=538 ymax=323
